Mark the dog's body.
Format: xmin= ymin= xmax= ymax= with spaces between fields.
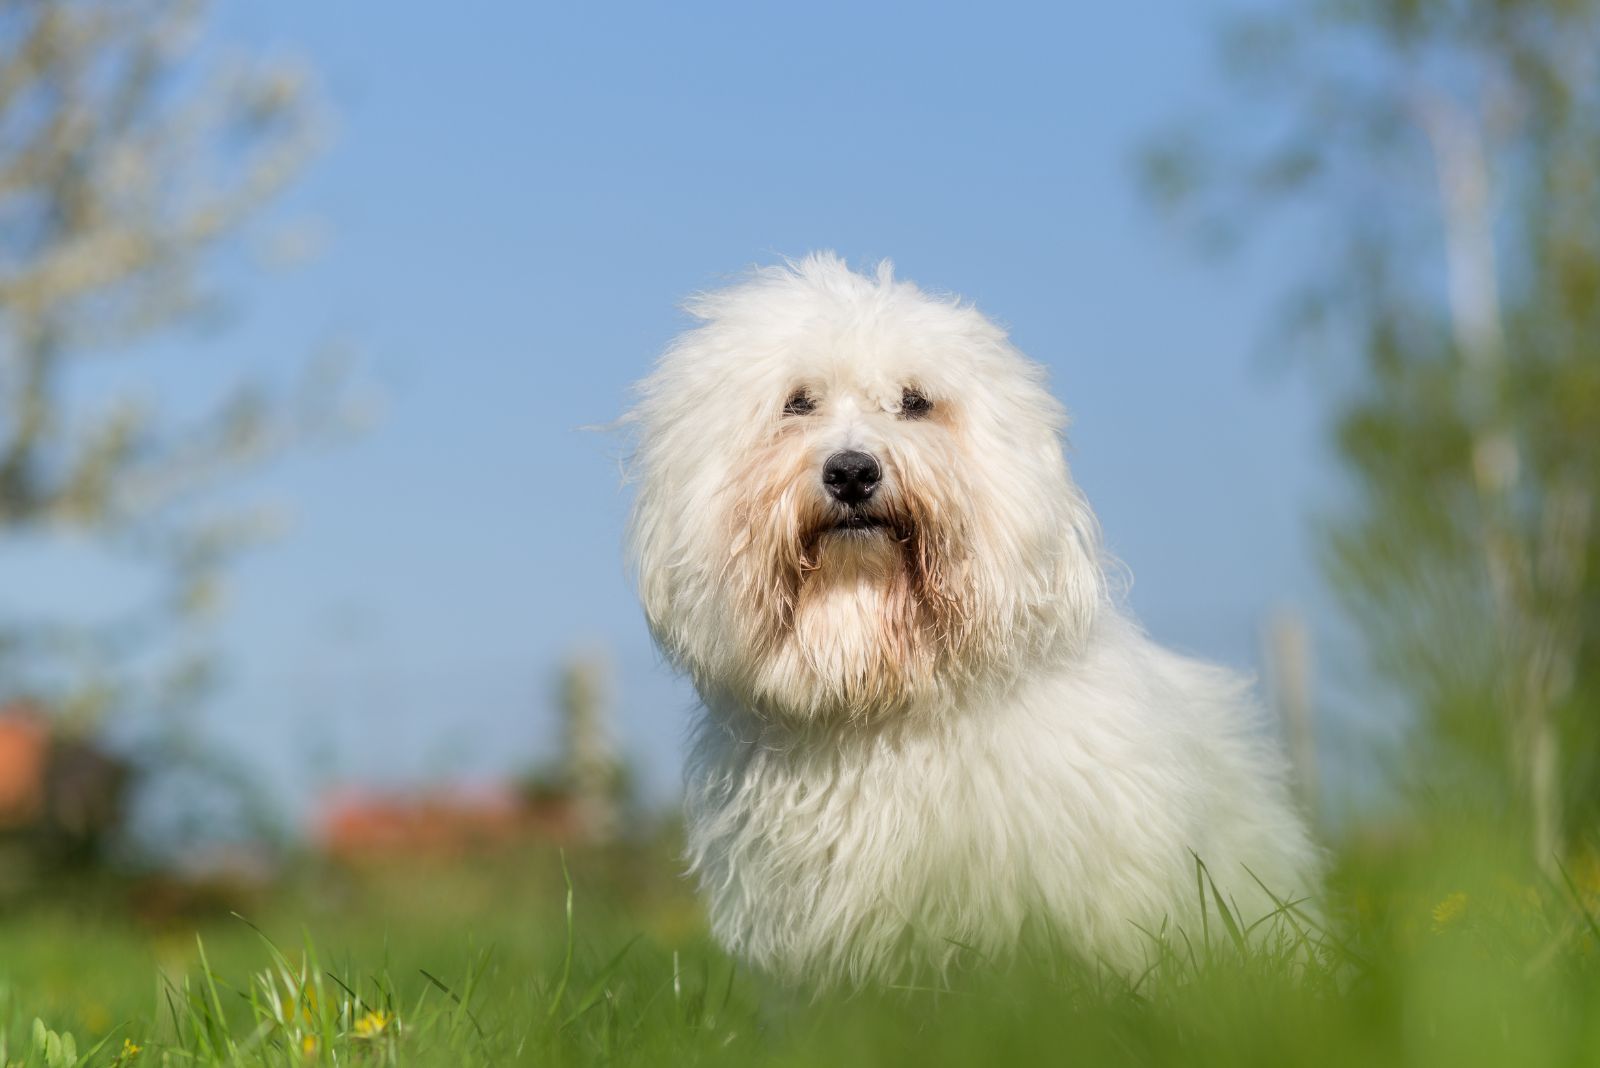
xmin=628 ymin=254 xmax=1318 ymax=986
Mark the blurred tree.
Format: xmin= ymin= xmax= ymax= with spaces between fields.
xmin=518 ymin=651 xmax=631 ymax=844
xmin=0 ymin=0 xmax=330 ymax=736
xmin=555 ymin=651 xmax=624 ymax=843
xmin=1146 ymin=0 xmax=1600 ymax=868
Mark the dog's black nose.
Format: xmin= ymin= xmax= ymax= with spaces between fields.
xmin=822 ymin=451 xmax=881 ymax=505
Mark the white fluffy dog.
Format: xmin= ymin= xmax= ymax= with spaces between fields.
xmin=627 ymin=254 xmax=1319 ymax=987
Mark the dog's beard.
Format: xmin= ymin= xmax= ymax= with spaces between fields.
xmin=725 ymin=444 xmax=973 ymax=721
xmin=785 ymin=511 xmax=928 ymax=715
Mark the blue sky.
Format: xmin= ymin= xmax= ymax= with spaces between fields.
xmin=35 ymin=2 xmax=1365 ymax=816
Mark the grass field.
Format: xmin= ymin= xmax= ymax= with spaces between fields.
xmin=1 ymin=823 xmax=1597 ymax=1067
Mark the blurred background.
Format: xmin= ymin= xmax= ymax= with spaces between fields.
xmin=2 ymin=0 xmax=1597 ymax=986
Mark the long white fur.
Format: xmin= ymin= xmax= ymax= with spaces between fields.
xmin=627 ymin=253 xmax=1319 ymax=987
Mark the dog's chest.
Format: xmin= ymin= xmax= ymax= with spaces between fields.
xmin=688 ymin=703 xmax=1183 ymax=966
xmin=685 ymin=673 xmax=1238 ymax=984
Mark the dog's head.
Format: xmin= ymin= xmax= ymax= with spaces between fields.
xmin=628 ymin=254 xmax=1103 ymax=721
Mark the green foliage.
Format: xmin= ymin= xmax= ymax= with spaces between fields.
xmin=0 ymin=833 xmax=1597 ymax=1066
xmin=0 ymin=0 xmax=336 ymax=730
xmin=1145 ymin=0 xmax=1600 ymax=856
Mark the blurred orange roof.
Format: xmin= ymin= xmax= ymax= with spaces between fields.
xmin=316 ymin=785 xmax=581 ymax=860
xmin=0 ymin=705 xmax=48 ymax=829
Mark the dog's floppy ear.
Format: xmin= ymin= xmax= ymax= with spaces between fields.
xmin=623 ymin=369 xmax=751 ymax=685
xmin=1045 ymin=472 xmax=1107 ymax=654
xmin=626 ymin=477 xmax=679 ymax=657
xmin=620 ymin=383 xmax=688 ymax=663
xmin=968 ymin=381 xmax=1107 ymax=660
xmin=624 ymin=425 xmax=713 ymax=674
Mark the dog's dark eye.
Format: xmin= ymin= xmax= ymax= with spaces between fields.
xmin=900 ymin=388 xmax=933 ymax=419
xmin=783 ymin=390 xmax=816 ymax=416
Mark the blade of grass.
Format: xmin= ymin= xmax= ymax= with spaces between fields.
xmin=1241 ymin=865 xmax=1368 ymax=971
xmin=547 ymin=850 xmax=577 ymax=1021
xmin=1200 ymin=863 xmax=1249 ymax=954
xmin=1553 ymin=856 xmax=1600 ymax=943
xmin=1193 ymin=852 xmax=1212 ymax=952
xmin=561 ymin=935 xmax=642 ymax=1029
xmin=418 ymin=970 xmax=486 ymax=1039
xmin=194 ymin=936 xmax=237 ymax=1062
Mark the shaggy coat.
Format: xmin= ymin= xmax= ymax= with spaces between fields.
xmin=627 ymin=254 xmax=1319 ymax=986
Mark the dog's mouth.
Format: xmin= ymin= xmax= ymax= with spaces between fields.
xmin=831 ymin=513 xmax=890 ymax=533
xmin=819 ymin=510 xmax=907 ymax=539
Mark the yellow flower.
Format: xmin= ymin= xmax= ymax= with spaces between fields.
xmin=301 ymin=1034 xmax=318 ymax=1057
xmin=352 ymin=1010 xmax=393 ymax=1040
xmin=112 ymin=1037 xmax=142 ymax=1064
xmin=1432 ymin=891 xmax=1469 ymax=931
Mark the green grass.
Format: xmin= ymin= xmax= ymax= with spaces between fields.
xmin=1 ymin=828 xmax=1597 ymax=1067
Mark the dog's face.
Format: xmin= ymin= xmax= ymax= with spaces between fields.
xmin=629 ymin=255 xmax=1103 ymax=721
